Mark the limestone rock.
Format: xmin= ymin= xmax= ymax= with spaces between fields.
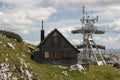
xmin=28 ymin=46 xmax=35 ymax=52
xmin=6 ymin=43 xmax=15 ymax=49
xmin=70 ymin=64 xmax=84 ymax=71
xmin=62 ymin=71 xmax=68 ymax=76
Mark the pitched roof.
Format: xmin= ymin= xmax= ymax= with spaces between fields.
xmin=37 ymin=28 xmax=80 ymax=53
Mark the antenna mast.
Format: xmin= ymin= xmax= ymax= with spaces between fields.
xmin=72 ymin=6 xmax=106 ymax=69
xmin=42 ymin=20 xmax=43 ymax=30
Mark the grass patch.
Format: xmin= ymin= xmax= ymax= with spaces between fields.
xmin=0 ymin=33 xmax=120 ymax=80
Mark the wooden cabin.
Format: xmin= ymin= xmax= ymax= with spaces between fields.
xmin=34 ymin=29 xmax=80 ymax=66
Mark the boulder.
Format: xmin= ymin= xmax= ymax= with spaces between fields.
xmin=6 ymin=43 xmax=15 ymax=49
xmin=28 ymin=46 xmax=34 ymax=52
xmin=70 ymin=64 xmax=84 ymax=71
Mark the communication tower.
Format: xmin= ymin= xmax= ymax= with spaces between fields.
xmin=71 ymin=6 xmax=106 ymax=66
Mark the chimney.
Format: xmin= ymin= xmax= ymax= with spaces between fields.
xmin=41 ymin=20 xmax=45 ymax=42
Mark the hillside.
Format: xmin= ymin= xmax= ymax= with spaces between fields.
xmin=0 ymin=32 xmax=120 ymax=80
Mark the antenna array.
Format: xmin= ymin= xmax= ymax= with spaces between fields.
xmin=71 ymin=6 xmax=106 ymax=67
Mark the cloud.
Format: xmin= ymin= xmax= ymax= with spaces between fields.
xmin=0 ymin=0 xmax=57 ymax=34
xmin=24 ymin=39 xmax=40 ymax=45
xmin=71 ymin=39 xmax=80 ymax=45
xmin=0 ymin=0 xmax=120 ymax=49
xmin=37 ymin=0 xmax=119 ymax=10
xmin=109 ymin=19 xmax=120 ymax=32
xmin=94 ymin=36 xmax=120 ymax=49
xmin=58 ymin=26 xmax=75 ymax=37
xmin=42 ymin=19 xmax=80 ymax=37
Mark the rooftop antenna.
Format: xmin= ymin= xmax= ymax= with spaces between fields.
xmin=83 ymin=5 xmax=85 ymax=16
xmin=81 ymin=5 xmax=85 ymax=27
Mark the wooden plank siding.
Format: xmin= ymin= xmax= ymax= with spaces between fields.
xmin=35 ymin=29 xmax=80 ymax=66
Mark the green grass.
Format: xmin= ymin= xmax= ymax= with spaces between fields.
xmin=30 ymin=63 xmax=120 ymax=80
xmin=0 ymin=33 xmax=120 ymax=80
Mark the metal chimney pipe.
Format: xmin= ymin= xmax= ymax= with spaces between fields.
xmin=41 ymin=20 xmax=45 ymax=42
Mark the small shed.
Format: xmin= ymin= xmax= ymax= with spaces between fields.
xmin=35 ymin=29 xmax=80 ymax=66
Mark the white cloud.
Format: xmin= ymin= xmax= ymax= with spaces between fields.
xmin=41 ymin=0 xmax=119 ymax=10
xmin=41 ymin=19 xmax=80 ymax=37
xmin=24 ymin=40 xmax=40 ymax=45
xmin=94 ymin=36 xmax=120 ymax=49
xmin=58 ymin=26 xmax=74 ymax=37
xmin=109 ymin=19 xmax=120 ymax=32
xmin=0 ymin=0 xmax=120 ymax=49
xmin=71 ymin=39 xmax=80 ymax=45
xmin=0 ymin=0 xmax=57 ymax=34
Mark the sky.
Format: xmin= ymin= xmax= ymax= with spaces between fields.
xmin=0 ymin=0 xmax=120 ymax=49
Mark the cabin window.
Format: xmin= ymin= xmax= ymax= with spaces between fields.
xmin=51 ymin=52 xmax=62 ymax=58
xmin=45 ymin=52 xmax=49 ymax=58
xmin=51 ymin=51 xmax=68 ymax=58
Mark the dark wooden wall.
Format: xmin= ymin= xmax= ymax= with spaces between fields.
xmin=35 ymin=29 xmax=79 ymax=66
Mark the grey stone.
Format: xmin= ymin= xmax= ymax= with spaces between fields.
xmin=6 ymin=43 xmax=15 ymax=49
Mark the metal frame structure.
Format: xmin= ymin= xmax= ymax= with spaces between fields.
xmin=71 ymin=6 xmax=106 ymax=66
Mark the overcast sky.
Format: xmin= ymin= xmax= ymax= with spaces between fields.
xmin=0 ymin=0 xmax=120 ymax=49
